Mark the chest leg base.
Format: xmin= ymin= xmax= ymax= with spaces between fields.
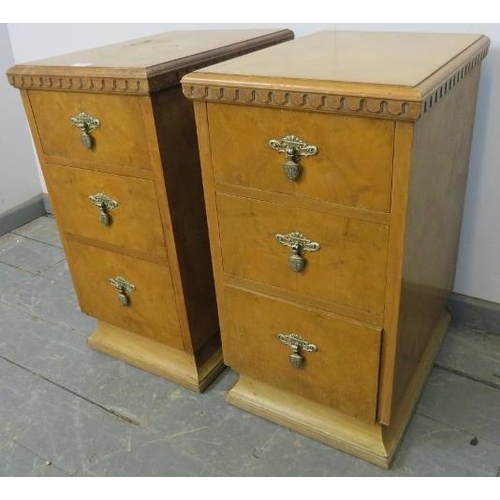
xmin=87 ymin=321 xmax=225 ymax=392
xmin=225 ymin=310 xmax=451 ymax=468
xmin=226 ymin=374 xmax=393 ymax=468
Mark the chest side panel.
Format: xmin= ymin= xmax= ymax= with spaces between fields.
xmin=390 ymin=66 xmax=483 ymax=414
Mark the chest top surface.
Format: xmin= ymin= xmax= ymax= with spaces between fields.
xmin=182 ymin=30 xmax=490 ymax=121
xmin=187 ymin=31 xmax=482 ymax=86
xmin=6 ymin=29 xmax=294 ymax=94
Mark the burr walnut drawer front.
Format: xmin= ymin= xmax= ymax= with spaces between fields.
xmin=208 ymin=104 xmax=394 ymax=212
xmin=66 ymin=240 xmax=183 ymax=349
xmin=216 ymin=193 xmax=389 ymax=316
xmin=28 ymin=90 xmax=152 ymax=169
xmin=222 ymin=286 xmax=382 ymax=423
xmin=46 ymin=164 xmax=166 ymax=259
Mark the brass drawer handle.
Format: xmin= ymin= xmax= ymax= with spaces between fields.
xmin=276 ymin=231 xmax=320 ymax=272
xmin=269 ymin=135 xmax=318 ymax=181
xmin=278 ymin=333 xmax=318 ymax=369
xmin=70 ymin=112 xmax=100 ymax=150
xmin=89 ymin=193 xmax=118 ymax=227
xmin=109 ymin=277 xmax=136 ymax=307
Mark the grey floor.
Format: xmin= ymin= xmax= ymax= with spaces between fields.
xmin=1 ymin=216 xmax=500 ymax=477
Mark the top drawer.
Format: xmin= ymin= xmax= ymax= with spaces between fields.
xmin=28 ymin=90 xmax=152 ymax=170
xmin=208 ymin=104 xmax=394 ymax=212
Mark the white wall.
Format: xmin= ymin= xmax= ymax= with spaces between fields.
xmin=0 ymin=23 xmax=43 ymax=214
xmin=5 ymin=23 xmax=500 ymax=304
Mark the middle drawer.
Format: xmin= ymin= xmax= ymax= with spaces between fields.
xmin=46 ymin=163 xmax=166 ymax=259
xmin=217 ymin=193 xmax=389 ymax=316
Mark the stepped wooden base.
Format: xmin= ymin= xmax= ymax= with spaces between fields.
xmin=226 ymin=310 xmax=451 ymax=468
xmin=226 ymin=375 xmax=395 ymax=468
xmin=87 ymin=321 xmax=224 ymax=392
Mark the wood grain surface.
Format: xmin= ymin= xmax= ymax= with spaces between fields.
xmin=186 ymin=30 xmax=489 ymax=460
xmin=208 ymin=103 xmax=395 ymax=211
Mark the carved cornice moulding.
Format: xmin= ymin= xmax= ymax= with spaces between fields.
xmin=421 ymin=44 xmax=489 ymax=114
xmin=6 ymin=70 xmax=193 ymax=95
xmin=182 ymin=42 xmax=489 ymax=122
xmin=183 ymin=83 xmax=421 ymax=120
xmin=6 ymin=56 xmax=255 ymax=96
xmin=6 ymin=31 xmax=294 ymax=96
xmin=7 ymin=73 xmax=152 ymax=94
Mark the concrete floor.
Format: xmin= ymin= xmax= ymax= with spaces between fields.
xmin=1 ymin=215 xmax=500 ymax=477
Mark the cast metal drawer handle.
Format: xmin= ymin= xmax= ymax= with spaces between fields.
xmin=70 ymin=112 xmax=100 ymax=150
xmin=275 ymin=231 xmax=320 ymax=272
xmin=269 ymin=135 xmax=318 ymax=181
xmin=88 ymin=193 xmax=118 ymax=227
xmin=277 ymin=333 xmax=318 ymax=369
xmin=109 ymin=277 xmax=136 ymax=307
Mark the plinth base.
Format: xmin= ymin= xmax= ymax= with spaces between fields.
xmin=226 ymin=375 xmax=394 ymax=468
xmin=226 ymin=311 xmax=450 ymax=468
xmin=87 ymin=321 xmax=225 ymax=392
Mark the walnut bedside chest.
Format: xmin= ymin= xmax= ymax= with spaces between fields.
xmin=6 ymin=29 xmax=293 ymax=392
xmin=182 ymin=31 xmax=490 ymax=465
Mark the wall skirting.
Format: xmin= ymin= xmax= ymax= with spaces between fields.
xmin=0 ymin=194 xmax=46 ymax=237
xmin=447 ymin=292 xmax=500 ymax=335
xmin=43 ymin=193 xmax=53 ymax=214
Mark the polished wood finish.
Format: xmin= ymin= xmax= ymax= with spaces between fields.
xmin=226 ymin=310 xmax=451 ymax=469
xmin=88 ymin=322 xmax=224 ymax=392
xmin=193 ymin=31 xmax=483 ymax=87
xmin=223 ymin=286 xmax=381 ymax=423
xmin=389 ymin=65 xmax=483 ymax=417
xmin=183 ymin=32 xmax=489 ymax=122
xmin=184 ymin=31 xmax=489 ymax=461
xmin=226 ymin=375 xmax=392 ymax=468
xmin=8 ymin=29 xmax=294 ymax=391
xmin=66 ymin=239 xmax=182 ymax=347
xmin=216 ymin=193 xmax=389 ymax=315
xmin=45 ymin=164 xmax=166 ymax=259
xmin=149 ymin=87 xmax=220 ymax=353
xmin=7 ymin=30 xmax=294 ymax=95
xmin=209 ymin=105 xmax=395 ymax=211
xmin=29 ymin=91 xmax=152 ymax=169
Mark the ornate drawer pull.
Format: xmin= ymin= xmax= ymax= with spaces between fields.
xmin=275 ymin=231 xmax=320 ymax=272
xmin=269 ymin=135 xmax=318 ymax=181
xmin=70 ymin=112 xmax=100 ymax=150
xmin=109 ymin=277 xmax=136 ymax=307
xmin=88 ymin=193 xmax=118 ymax=227
xmin=278 ymin=333 xmax=318 ymax=369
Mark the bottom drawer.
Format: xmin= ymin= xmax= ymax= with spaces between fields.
xmin=222 ymin=286 xmax=381 ymax=423
xmin=66 ymin=239 xmax=183 ymax=349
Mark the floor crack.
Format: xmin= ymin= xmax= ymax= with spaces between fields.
xmin=0 ymin=297 xmax=88 ymax=333
xmin=10 ymin=230 xmax=63 ymax=250
xmin=416 ymin=410 xmax=500 ymax=449
xmin=434 ymin=364 xmax=500 ymax=391
xmin=0 ymin=431 xmax=73 ymax=475
xmin=0 ymin=260 xmax=38 ymax=276
xmin=0 ymin=354 xmax=140 ymax=427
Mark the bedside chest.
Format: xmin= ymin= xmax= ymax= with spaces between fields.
xmin=6 ymin=29 xmax=293 ymax=392
xmin=182 ymin=31 xmax=490 ymax=465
